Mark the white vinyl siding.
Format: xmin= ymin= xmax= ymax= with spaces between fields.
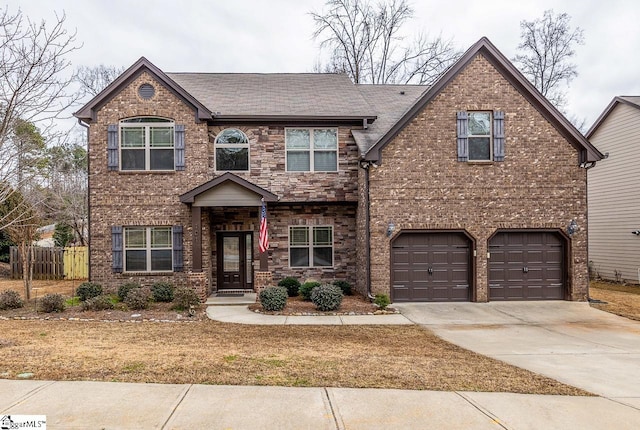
xmin=588 ymin=103 xmax=640 ymax=283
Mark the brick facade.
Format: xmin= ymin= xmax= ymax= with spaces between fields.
xmin=361 ymin=54 xmax=589 ymax=301
xmin=87 ymin=72 xmax=359 ymax=295
xmin=83 ymin=44 xmax=595 ymax=302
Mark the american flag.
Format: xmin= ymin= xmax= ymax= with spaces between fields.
xmin=259 ymin=198 xmax=269 ymax=253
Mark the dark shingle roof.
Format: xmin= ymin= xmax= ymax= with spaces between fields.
xmin=352 ymin=84 xmax=428 ymax=153
xmin=167 ymin=72 xmax=376 ymax=120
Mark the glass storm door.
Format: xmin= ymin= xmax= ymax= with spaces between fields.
xmin=217 ymin=232 xmax=253 ymax=290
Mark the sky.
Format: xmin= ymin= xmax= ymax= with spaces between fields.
xmin=6 ymin=0 xmax=640 ymax=130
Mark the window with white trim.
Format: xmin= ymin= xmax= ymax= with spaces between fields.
xmin=285 ymin=128 xmax=338 ymax=172
xmin=120 ymin=118 xmax=174 ymax=170
xmin=215 ymin=128 xmax=249 ymax=171
xmin=289 ymin=226 xmax=333 ymax=267
xmin=467 ymin=111 xmax=492 ymax=161
xmin=124 ymin=226 xmax=173 ymax=272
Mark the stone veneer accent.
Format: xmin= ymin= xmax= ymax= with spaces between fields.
xmin=360 ymin=53 xmax=589 ymax=302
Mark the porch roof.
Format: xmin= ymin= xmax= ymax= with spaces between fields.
xmin=179 ymin=172 xmax=278 ymax=206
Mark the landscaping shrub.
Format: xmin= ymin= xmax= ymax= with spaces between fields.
xmin=333 ymin=280 xmax=352 ymax=296
xmin=299 ymin=281 xmax=321 ymax=301
xmin=151 ymin=282 xmax=175 ymax=302
xmin=118 ymin=282 xmax=141 ymax=301
xmin=374 ymin=294 xmax=390 ymax=310
xmin=124 ymin=287 xmax=152 ymax=310
xmin=171 ymin=286 xmax=201 ymax=311
xmin=39 ymin=293 xmax=65 ymax=313
xmin=76 ymin=282 xmax=103 ymax=302
xmin=0 ymin=289 xmax=24 ymax=310
xmin=277 ymin=277 xmax=301 ymax=297
xmin=259 ymin=286 xmax=288 ymax=311
xmin=311 ymin=284 xmax=343 ymax=311
xmin=82 ymin=295 xmax=115 ymax=311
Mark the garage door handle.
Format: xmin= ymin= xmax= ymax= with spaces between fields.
xmin=428 ymin=267 xmax=433 ymax=275
xmin=523 ymin=267 xmax=528 ymax=273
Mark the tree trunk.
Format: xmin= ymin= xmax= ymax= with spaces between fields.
xmin=19 ymin=240 xmax=33 ymax=300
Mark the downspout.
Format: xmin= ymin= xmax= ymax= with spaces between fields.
xmin=77 ymin=118 xmax=91 ymax=281
xmin=360 ymin=161 xmax=374 ymax=300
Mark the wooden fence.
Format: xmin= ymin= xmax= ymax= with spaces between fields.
xmin=10 ymin=246 xmax=88 ymax=280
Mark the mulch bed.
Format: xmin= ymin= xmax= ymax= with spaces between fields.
xmin=248 ymin=294 xmax=396 ymax=316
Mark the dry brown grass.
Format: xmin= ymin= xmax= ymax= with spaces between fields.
xmin=0 ymin=319 xmax=589 ymax=395
xmin=0 ymin=278 xmax=81 ymax=298
xmin=0 ymin=278 xmax=590 ymax=395
xmin=590 ymin=281 xmax=640 ymax=321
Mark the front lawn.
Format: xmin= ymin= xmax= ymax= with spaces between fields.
xmin=590 ymin=281 xmax=640 ymax=321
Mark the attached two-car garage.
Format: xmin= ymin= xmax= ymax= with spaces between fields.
xmin=391 ymin=231 xmax=566 ymax=302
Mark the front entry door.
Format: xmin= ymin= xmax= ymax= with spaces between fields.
xmin=217 ymin=232 xmax=253 ymax=290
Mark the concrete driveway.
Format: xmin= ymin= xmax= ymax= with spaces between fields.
xmin=394 ymin=302 xmax=640 ymax=404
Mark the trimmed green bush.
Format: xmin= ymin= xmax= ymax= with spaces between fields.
xmin=171 ymin=286 xmax=201 ymax=311
xmin=0 ymin=289 xmax=24 ymax=310
xmin=76 ymin=282 xmax=103 ymax=302
xmin=299 ymin=281 xmax=321 ymax=301
xmin=310 ymin=284 xmax=343 ymax=311
xmin=259 ymin=286 xmax=288 ymax=311
xmin=124 ymin=287 xmax=152 ymax=310
xmin=82 ymin=295 xmax=115 ymax=311
xmin=333 ymin=280 xmax=352 ymax=296
xmin=118 ymin=282 xmax=141 ymax=301
xmin=374 ymin=294 xmax=390 ymax=310
xmin=39 ymin=293 xmax=65 ymax=313
xmin=277 ymin=277 xmax=301 ymax=297
xmin=151 ymin=282 xmax=174 ymax=302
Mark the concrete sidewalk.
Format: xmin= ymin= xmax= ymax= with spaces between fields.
xmin=206 ymin=305 xmax=413 ymax=325
xmin=2 ymin=379 xmax=640 ymax=429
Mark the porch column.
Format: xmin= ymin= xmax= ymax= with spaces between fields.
xmin=259 ymin=249 xmax=268 ymax=271
xmin=192 ymin=206 xmax=202 ymax=272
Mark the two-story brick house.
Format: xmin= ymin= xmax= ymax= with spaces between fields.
xmin=74 ymin=37 xmax=602 ymax=302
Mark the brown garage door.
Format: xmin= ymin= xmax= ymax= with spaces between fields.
xmin=391 ymin=232 xmax=471 ymax=302
xmin=488 ymin=231 xmax=564 ymax=300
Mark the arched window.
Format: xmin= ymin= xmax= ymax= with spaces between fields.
xmin=119 ymin=117 xmax=175 ymax=171
xmin=215 ymin=128 xmax=249 ymax=171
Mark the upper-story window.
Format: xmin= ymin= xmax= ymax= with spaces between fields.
xmin=120 ymin=118 xmax=175 ymax=170
xmin=468 ymin=112 xmax=492 ymax=161
xmin=215 ymin=128 xmax=249 ymax=171
xmin=285 ymin=128 xmax=338 ymax=172
xmin=456 ymin=110 xmax=505 ymax=162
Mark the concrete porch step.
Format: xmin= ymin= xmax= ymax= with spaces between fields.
xmin=205 ymin=292 xmax=257 ymax=306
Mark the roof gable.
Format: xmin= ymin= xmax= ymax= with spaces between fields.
xmin=586 ymin=96 xmax=640 ymax=138
xmin=179 ymin=172 xmax=278 ymax=205
xmin=363 ymin=37 xmax=603 ymax=164
xmin=73 ymin=57 xmax=212 ymax=123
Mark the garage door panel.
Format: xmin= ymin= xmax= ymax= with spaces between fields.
xmin=392 ymin=232 xmax=471 ymax=302
xmin=489 ymin=232 xmax=565 ymax=301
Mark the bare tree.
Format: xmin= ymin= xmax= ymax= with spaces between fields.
xmin=0 ymin=7 xmax=81 ymax=232
xmin=513 ymin=10 xmax=584 ymax=109
xmin=311 ymin=0 xmax=460 ymax=84
xmin=75 ymin=64 xmax=125 ymax=97
xmin=0 ymin=184 xmax=39 ymax=299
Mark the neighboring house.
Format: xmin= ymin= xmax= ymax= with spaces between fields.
xmin=587 ymin=97 xmax=640 ymax=284
xmin=73 ymin=37 xmax=602 ymax=302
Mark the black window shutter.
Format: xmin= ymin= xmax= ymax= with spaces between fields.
xmin=175 ymin=125 xmax=185 ymax=171
xmin=493 ymin=111 xmax=505 ymax=161
xmin=107 ymin=125 xmax=119 ymax=171
xmin=456 ymin=111 xmax=469 ymax=162
xmin=112 ymin=226 xmax=123 ymax=273
xmin=172 ymin=225 xmax=184 ymax=272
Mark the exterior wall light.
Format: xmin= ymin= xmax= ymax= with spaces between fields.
xmin=386 ymin=221 xmax=396 ymax=237
xmin=567 ymin=219 xmax=579 ymax=236
xmin=632 ymin=230 xmax=640 ymax=236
